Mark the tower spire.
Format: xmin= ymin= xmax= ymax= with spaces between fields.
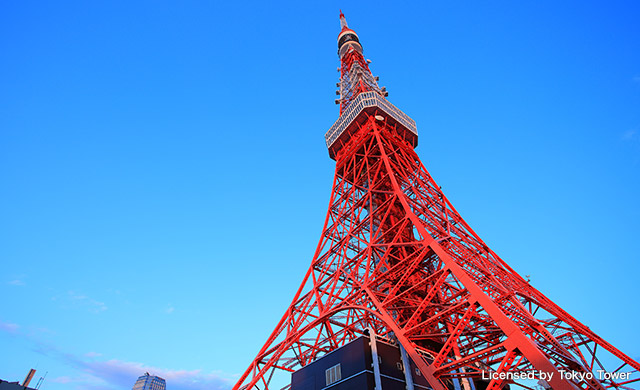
xmin=339 ymin=10 xmax=348 ymax=30
xmin=335 ymin=13 xmax=387 ymax=116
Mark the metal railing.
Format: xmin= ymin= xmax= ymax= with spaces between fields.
xmin=325 ymin=92 xmax=417 ymax=148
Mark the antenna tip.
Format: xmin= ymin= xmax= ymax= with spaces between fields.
xmin=339 ymin=10 xmax=348 ymax=29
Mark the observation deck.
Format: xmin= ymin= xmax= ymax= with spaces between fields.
xmin=325 ymin=92 xmax=418 ymax=160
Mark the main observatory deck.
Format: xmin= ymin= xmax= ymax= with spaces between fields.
xmin=325 ymin=92 xmax=418 ymax=160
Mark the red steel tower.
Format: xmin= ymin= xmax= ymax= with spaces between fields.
xmin=233 ymin=13 xmax=639 ymax=390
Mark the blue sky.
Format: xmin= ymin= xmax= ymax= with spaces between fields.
xmin=1 ymin=1 xmax=639 ymax=390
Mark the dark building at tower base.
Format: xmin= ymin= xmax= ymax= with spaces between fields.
xmin=290 ymin=334 xmax=509 ymax=390
xmin=291 ymin=334 xmax=432 ymax=390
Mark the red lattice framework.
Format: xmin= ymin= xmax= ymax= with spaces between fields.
xmin=233 ymin=13 xmax=639 ymax=390
xmin=339 ymin=49 xmax=379 ymax=115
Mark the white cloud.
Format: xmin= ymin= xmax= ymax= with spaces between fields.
xmin=0 ymin=320 xmax=20 ymax=334
xmin=8 ymin=279 xmax=26 ymax=286
xmin=2 ymin=317 xmax=234 ymax=390
xmin=76 ymin=359 xmax=234 ymax=390
xmin=56 ymin=355 xmax=234 ymax=390
xmin=23 ymin=328 xmax=235 ymax=390
xmin=53 ymin=291 xmax=108 ymax=313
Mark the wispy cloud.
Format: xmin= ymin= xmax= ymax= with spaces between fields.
xmin=633 ymin=75 xmax=640 ymax=84
xmin=621 ymin=130 xmax=637 ymax=141
xmin=0 ymin=320 xmax=20 ymax=334
xmin=70 ymin=359 xmax=234 ymax=390
xmin=8 ymin=279 xmax=26 ymax=286
xmin=5 ymin=318 xmax=235 ymax=390
xmin=0 ymin=319 xmax=54 ymax=339
xmin=52 ymin=290 xmax=108 ymax=313
xmin=48 ymin=373 xmax=112 ymax=390
xmin=50 ymin=376 xmax=75 ymax=384
xmin=166 ymin=304 xmax=175 ymax=314
xmin=37 ymin=346 xmax=234 ymax=390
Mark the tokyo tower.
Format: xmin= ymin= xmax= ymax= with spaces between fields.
xmin=233 ymin=12 xmax=639 ymax=390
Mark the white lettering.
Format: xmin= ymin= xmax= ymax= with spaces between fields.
xmin=598 ymin=370 xmax=632 ymax=380
xmin=479 ymin=369 xmax=633 ymax=384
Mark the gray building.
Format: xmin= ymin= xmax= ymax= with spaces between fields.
xmin=132 ymin=372 xmax=166 ymax=390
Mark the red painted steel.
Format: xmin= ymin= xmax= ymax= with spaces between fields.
xmin=233 ymin=13 xmax=639 ymax=390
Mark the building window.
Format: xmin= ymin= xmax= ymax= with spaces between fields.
xmin=415 ymin=368 xmax=422 ymax=377
xmin=325 ymin=363 xmax=342 ymax=386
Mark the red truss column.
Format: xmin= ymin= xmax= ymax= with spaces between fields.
xmin=232 ymin=12 xmax=639 ymax=390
